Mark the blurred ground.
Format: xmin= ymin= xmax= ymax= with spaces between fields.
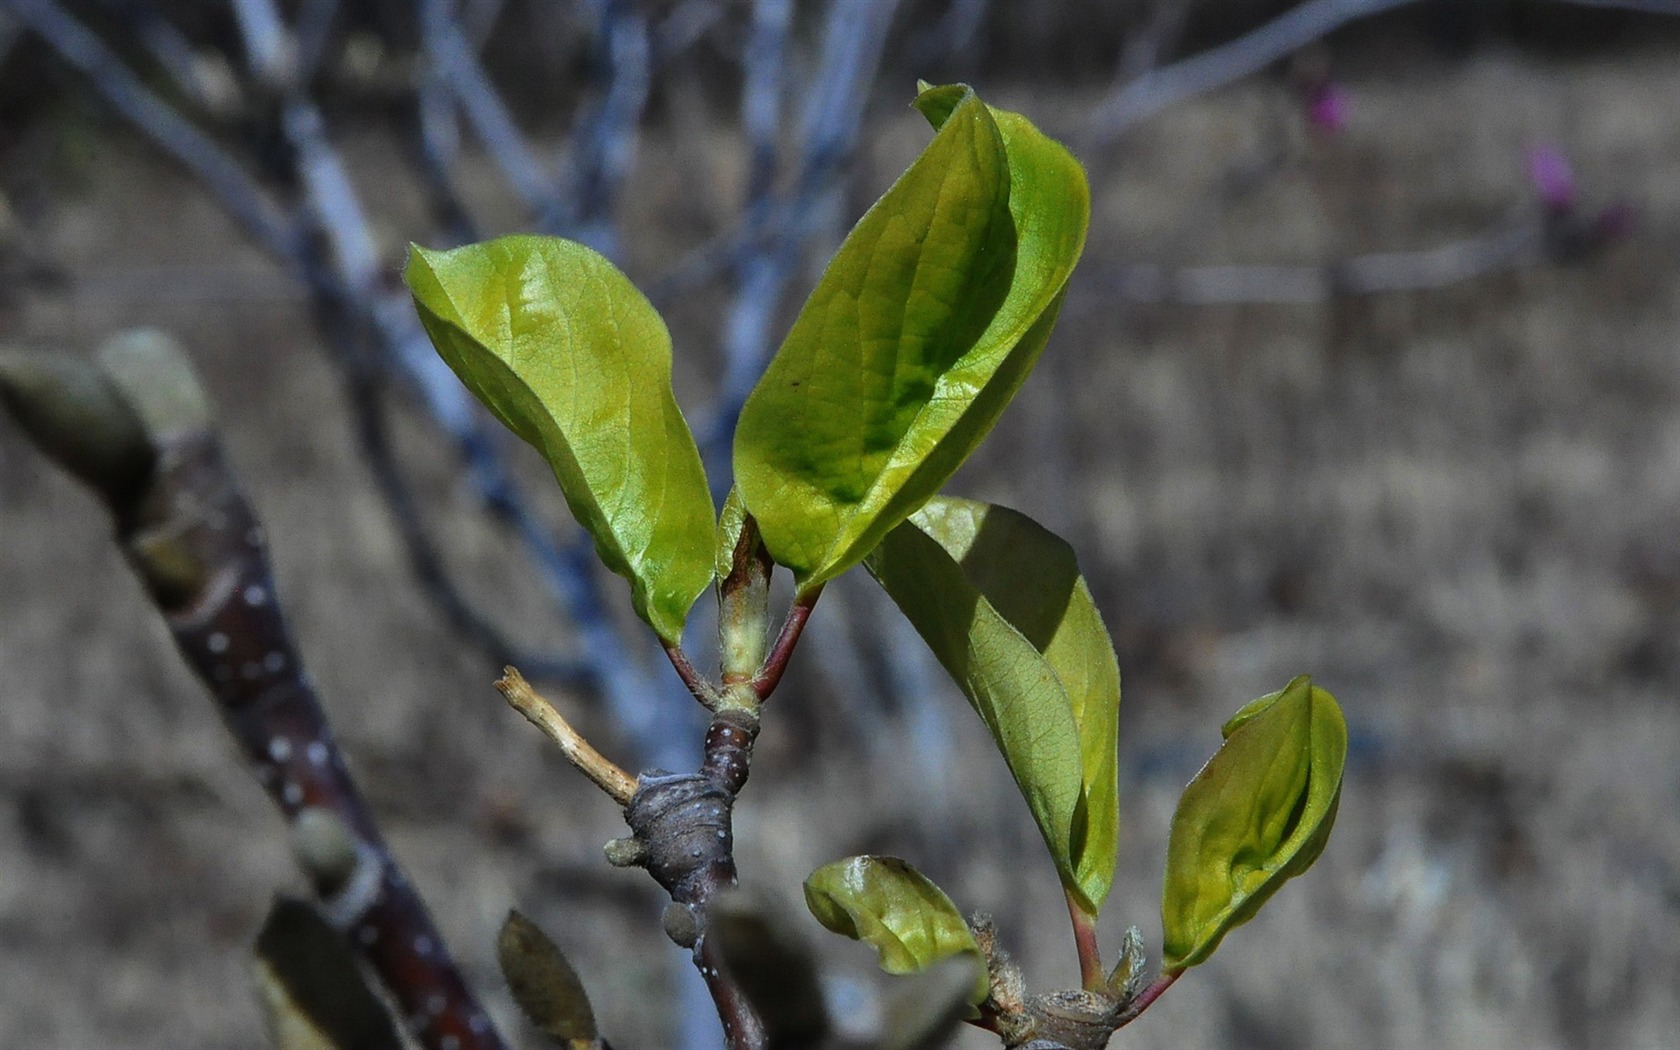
xmin=3 ymin=44 xmax=1680 ymax=1050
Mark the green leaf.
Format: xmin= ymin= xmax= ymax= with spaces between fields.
xmin=406 ymin=236 xmax=714 ymax=643
xmin=865 ymin=497 xmax=1121 ymax=915
xmin=803 ymin=855 xmax=987 ymax=1003
xmin=497 ymin=910 xmax=600 ymax=1048
xmin=734 ymin=83 xmax=1088 ymax=591
xmin=715 ymin=486 xmax=750 ymax=582
xmin=1160 ymin=676 xmax=1347 ymax=973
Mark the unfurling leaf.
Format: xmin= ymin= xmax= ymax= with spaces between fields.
xmin=1160 ymin=676 xmax=1347 ymax=972
xmin=497 ymin=910 xmax=599 ymax=1048
xmin=734 ymin=83 xmax=1088 ymax=592
xmin=252 ymin=898 xmax=403 ymax=1050
xmin=866 ymin=497 xmax=1120 ymax=915
xmin=803 ymin=856 xmax=987 ymax=1003
xmin=715 ymin=486 xmax=751 ymax=582
xmin=1105 ymin=925 xmax=1147 ymax=1005
xmin=407 ymin=236 xmax=714 ymax=643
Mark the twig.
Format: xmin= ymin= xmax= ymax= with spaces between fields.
xmin=651 ymin=0 xmax=723 ymax=61
xmin=1066 ymin=890 xmax=1104 ymax=992
xmin=616 ymin=706 xmax=769 ymax=1050
xmin=1086 ymin=0 xmax=1418 ymax=145
xmin=665 ymin=641 xmax=720 ymax=710
xmin=418 ymin=0 xmax=568 ymax=223
xmin=28 ymin=0 xmax=698 ymax=783
xmin=0 ymin=359 xmax=513 ymax=1050
xmin=1116 ymin=971 xmax=1179 ymax=1027
xmin=1100 ymin=222 xmax=1541 ymax=305
xmin=413 ymin=58 xmax=482 ymax=244
xmin=1088 ymin=0 xmax=1680 ymax=149
xmin=497 ymin=667 xmax=638 ymax=806
xmin=291 ymin=0 xmax=340 ymax=85
xmin=547 ymin=0 xmax=651 ymax=253
xmin=752 ymin=585 xmax=822 ymax=700
xmin=229 ymin=0 xmax=295 ymax=86
xmin=4 ymin=0 xmax=304 ymax=262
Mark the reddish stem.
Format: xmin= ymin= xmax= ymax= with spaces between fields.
xmin=1116 ymin=971 xmax=1180 ymax=1027
xmin=663 ymin=640 xmax=718 ymax=708
xmin=1065 ymin=890 xmax=1104 ymax=992
xmin=751 ymin=585 xmax=822 ymax=699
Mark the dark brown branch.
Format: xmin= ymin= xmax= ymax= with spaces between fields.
xmin=121 ymin=431 xmax=508 ymax=1050
xmin=611 ymin=706 xmax=767 ymax=1050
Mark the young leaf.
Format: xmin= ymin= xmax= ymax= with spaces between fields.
xmin=803 ymin=855 xmax=987 ymax=1002
xmin=406 ymin=236 xmax=714 ymax=643
xmin=1160 ymin=676 xmax=1347 ymax=972
xmin=865 ymin=497 xmax=1121 ymax=916
xmin=734 ymin=83 xmax=1088 ymax=592
xmin=715 ymin=486 xmax=751 ymax=582
xmin=497 ymin=909 xmax=600 ymax=1048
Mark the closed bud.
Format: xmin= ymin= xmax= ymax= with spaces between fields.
xmin=0 ymin=349 xmax=154 ymax=508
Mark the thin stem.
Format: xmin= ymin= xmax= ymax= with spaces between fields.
xmin=751 ymin=584 xmax=822 ymax=700
xmin=1103 ymin=223 xmax=1542 ymax=305
xmin=1087 ymin=0 xmax=1418 ymax=145
xmin=696 ymin=920 xmax=767 ymax=1050
xmin=497 ymin=667 xmax=638 ymax=806
xmin=1116 ymin=971 xmax=1179 ymax=1028
xmin=664 ymin=641 xmax=719 ymax=709
xmin=9 ymin=0 xmax=303 ymax=261
xmin=1065 ymin=889 xmax=1104 ymax=992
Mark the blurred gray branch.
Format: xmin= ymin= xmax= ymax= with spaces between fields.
xmin=1107 ymin=223 xmax=1543 ymax=304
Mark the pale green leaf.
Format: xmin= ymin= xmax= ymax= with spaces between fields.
xmin=865 ymin=497 xmax=1121 ymax=914
xmin=734 ymin=83 xmax=1088 ymax=591
xmin=406 ymin=236 xmax=713 ymax=643
xmin=803 ymin=856 xmax=986 ymax=1002
xmin=715 ymin=486 xmax=750 ymax=582
xmin=1161 ymin=676 xmax=1347 ymax=972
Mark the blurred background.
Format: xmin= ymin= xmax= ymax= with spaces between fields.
xmin=2 ymin=1 xmax=1679 ymax=1047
